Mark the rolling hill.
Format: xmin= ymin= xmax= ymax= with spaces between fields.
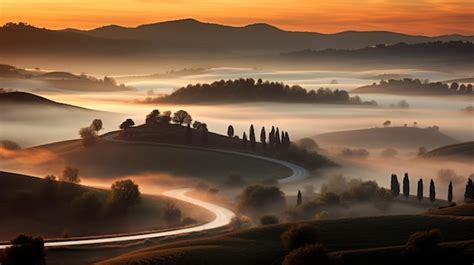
xmin=98 ymin=215 xmax=474 ymax=265
xmin=0 ymin=171 xmax=208 ymax=241
xmin=0 ymin=91 xmax=89 ymax=110
xmin=313 ymin=126 xmax=459 ymax=149
xmin=423 ymin=141 xmax=474 ymax=160
xmin=25 ymin=138 xmax=294 ymax=182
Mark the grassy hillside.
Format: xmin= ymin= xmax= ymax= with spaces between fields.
xmin=99 ymin=215 xmax=474 ymax=265
xmin=423 ymin=141 xmax=474 ymax=160
xmin=424 ymin=203 xmax=474 ymax=216
xmin=32 ymin=138 xmax=293 ymax=182
xmin=0 ymin=171 xmax=210 ymax=241
xmin=313 ymin=126 xmax=458 ymax=149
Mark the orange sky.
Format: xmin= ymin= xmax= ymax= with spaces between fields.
xmin=1 ymin=0 xmax=473 ymax=35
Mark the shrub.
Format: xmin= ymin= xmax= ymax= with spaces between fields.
xmin=283 ymin=244 xmax=332 ymax=265
xmin=237 ymin=185 xmax=286 ymax=214
xmin=260 ymin=215 xmax=279 ymax=225
xmin=1 ymin=234 xmax=46 ymax=265
xmin=405 ymin=229 xmax=442 ymax=262
xmin=281 ymin=224 xmax=320 ymax=252
xmin=79 ymin=126 xmax=97 ymax=147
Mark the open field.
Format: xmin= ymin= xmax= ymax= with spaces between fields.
xmin=98 ymin=214 xmax=474 ymax=264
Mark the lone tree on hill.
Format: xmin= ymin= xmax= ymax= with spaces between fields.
xmin=448 ymin=181 xmax=453 ymax=203
xmin=297 ymin=190 xmax=302 ymax=206
xmin=242 ymin=132 xmax=248 ymax=148
xmin=403 ymin=173 xmax=410 ymax=198
xmin=172 ymin=110 xmax=192 ymax=125
xmin=417 ymin=179 xmax=423 ymax=201
xmin=249 ymin=124 xmax=256 ymax=148
xmin=186 ymin=123 xmax=192 ymax=144
xmin=260 ymin=127 xmax=266 ymax=149
xmin=91 ymin=119 xmax=103 ymax=134
xmin=61 ymin=166 xmax=80 ymax=183
xmin=119 ymin=119 xmax=135 ymax=130
xmin=429 ymin=179 xmax=436 ymax=202
xmin=109 ymin=179 xmax=140 ymax=214
xmin=383 ymin=120 xmax=391 ymax=127
xmin=390 ymin=174 xmax=400 ymax=196
xmin=227 ymin=125 xmax=234 ymax=137
xmin=465 ymin=178 xmax=474 ymax=202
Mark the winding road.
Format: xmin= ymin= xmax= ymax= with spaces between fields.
xmin=0 ymin=133 xmax=309 ymax=249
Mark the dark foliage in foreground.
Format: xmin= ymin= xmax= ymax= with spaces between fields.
xmin=281 ymin=224 xmax=320 ymax=252
xmin=283 ymin=244 xmax=333 ymax=265
xmin=0 ymin=234 xmax=45 ymax=265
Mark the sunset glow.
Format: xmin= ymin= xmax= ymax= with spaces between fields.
xmin=1 ymin=0 xmax=473 ymax=35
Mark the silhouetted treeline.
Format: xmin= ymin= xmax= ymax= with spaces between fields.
xmin=150 ymin=78 xmax=376 ymax=105
xmin=285 ymin=41 xmax=474 ymax=70
xmin=355 ymin=78 xmax=473 ymax=95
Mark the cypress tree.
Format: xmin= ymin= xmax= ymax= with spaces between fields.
xmin=297 ymin=190 xmax=302 ymax=206
xmin=403 ymin=173 xmax=410 ymax=198
xmin=249 ymin=124 xmax=256 ymax=148
xmin=285 ymin=132 xmax=290 ymax=149
xmin=417 ymin=179 xmax=423 ymax=201
xmin=186 ymin=123 xmax=192 ymax=144
xmin=227 ymin=125 xmax=234 ymax=137
xmin=465 ymin=178 xmax=474 ymax=202
xmin=448 ymin=181 xmax=453 ymax=203
xmin=260 ymin=127 xmax=266 ymax=149
xmin=242 ymin=132 xmax=248 ymax=148
xmin=275 ymin=128 xmax=281 ymax=148
xmin=390 ymin=174 xmax=400 ymax=197
xmin=429 ymin=179 xmax=436 ymax=202
xmin=269 ymin=126 xmax=275 ymax=147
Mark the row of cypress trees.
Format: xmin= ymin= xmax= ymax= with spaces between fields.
xmin=228 ymin=124 xmax=290 ymax=151
xmin=390 ymin=173 xmax=471 ymax=203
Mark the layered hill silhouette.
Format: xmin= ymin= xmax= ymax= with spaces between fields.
xmin=1 ymin=20 xmax=473 ymax=56
xmin=0 ymin=91 xmax=90 ymax=110
xmin=423 ymin=141 xmax=474 ymax=160
xmin=313 ymin=126 xmax=458 ymax=149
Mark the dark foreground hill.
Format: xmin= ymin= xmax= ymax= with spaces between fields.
xmin=98 ymin=215 xmax=474 ymax=265
xmin=423 ymin=142 xmax=474 ymax=160
xmin=313 ymin=126 xmax=458 ymax=149
xmin=0 ymin=171 xmax=208 ymax=241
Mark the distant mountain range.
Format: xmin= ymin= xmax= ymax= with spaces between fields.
xmin=1 ymin=19 xmax=473 ymax=56
xmin=1 ymin=19 xmax=473 ymax=73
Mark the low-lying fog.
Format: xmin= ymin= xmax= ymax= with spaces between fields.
xmin=1 ymin=67 xmax=472 ymax=201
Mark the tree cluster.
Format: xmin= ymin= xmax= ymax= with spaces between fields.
xmin=364 ymin=78 xmax=473 ymax=95
xmin=156 ymin=78 xmax=376 ymax=105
